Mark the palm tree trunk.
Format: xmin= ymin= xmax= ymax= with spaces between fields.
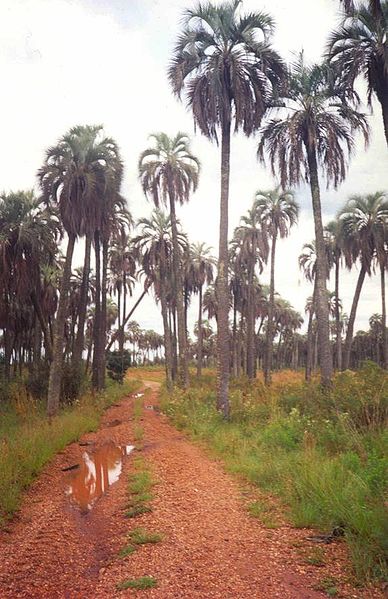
xmin=306 ymin=144 xmax=333 ymax=387
xmin=47 ymin=233 xmax=76 ymax=417
xmin=92 ymin=230 xmax=101 ymax=389
xmin=160 ymin=284 xmax=173 ymax=391
xmin=98 ymin=238 xmax=108 ymax=389
xmin=237 ymin=312 xmax=243 ymax=377
xmin=343 ymin=263 xmax=367 ymax=369
xmin=168 ymin=192 xmax=188 ymax=388
xmin=217 ymin=118 xmax=231 ymax=418
xmin=117 ymin=286 xmax=121 ymax=352
xmin=247 ymin=239 xmax=257 ymax=379
xmin=30 ymin=290 xmax=53 ymax=362
xmin=121 ymin=273 xmax=127 ymax=355
xmin=306 ymin=278 xmax=317 ymax=382
xmin=334 ymin=254 xmax=342 ymax=370
xmin=264 ymin=233 xmax=277 ymax=385
xmin=73 ymin=235 xmax=92 ymax=368
xmin=381 ymin=264 xmax=387 ymax=369
xmin=232 ymin=297 xmax=237 ymax=377
xmin=196 ymin=284 xmax=203 ymax=377
xmin=378 ymin=77 xmax=388 ymax=147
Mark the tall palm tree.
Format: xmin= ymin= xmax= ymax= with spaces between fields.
xmin=188 ymin=242 xmax=215 ymax=376
xmin=234 ymin=208 xmax=268 ymax=379
xmin=328 ymin=1 xmax=388 ymax=145
xmin=138 ymin=132 xmax=199 ymax=388
xmin=39 ymin=124 xmax=123 ymax=415
xmin=255 ymin=188 xmax=298 ymax=384
xmin=169 ymin=0 xmax=285 ymax=417
xmin=339 ymin=192 xmax=388 ymax=369
xmin=258 ymin=54 xmax=369 ymax=387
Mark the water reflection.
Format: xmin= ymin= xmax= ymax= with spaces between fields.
xmin=65 ymin=442 xmax=134 ymax=513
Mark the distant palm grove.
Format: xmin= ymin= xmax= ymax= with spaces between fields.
xmin=0 ymin=0 xmax=387 ymax=418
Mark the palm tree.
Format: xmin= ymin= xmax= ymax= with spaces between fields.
xmin=0 ymin=191 xmax=59 ymax=377
xmin=188 ymin=242 xmax=215 ymax=376
xmin=169 ymin=0 xmax=285 ymax=417
xmin=258 ymin=54 xmax=369 ymax=387
xmin=234 ymin=208 xmax=268 ymax=379
xmin=255 ymin=188 xmax=298 ymax=384
xmin=328 ymin=1 xmax=388 ymax=146
xmin=339 ymin=192 xmax=388 ymax=369
xmin=138 ymin=132 xmax=199 ymax=388
xmin=39 ymin=124 xmax=123 ymax=415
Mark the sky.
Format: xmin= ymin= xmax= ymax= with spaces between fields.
xmin=1 ymin=0 xmax=386 ymax=337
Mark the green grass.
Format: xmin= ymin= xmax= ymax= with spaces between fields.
xmin=160 ymin=363 xmax=388 ymax=583
xmin=118 ymin=544 xmax=137 ymax=558
xmin=128 ymin=527 xmax=163 ymax=545
xmin=125 ymin=458 xmax=155 ymax=519
xmin=247 ymin=500 xmax=281 ymax=529
xmin=116 ymin=576 xmax=157 ymax=590
xmin=0 ymin=378 xmax=140 ymax=526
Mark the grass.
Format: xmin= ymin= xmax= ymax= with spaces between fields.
xmin=247 ymin=500 xmax=281 ymax=529
xmin=0 ymin=378 xmax=140 ymax=526
xmin=314 ymin=576 xmax=339 ymax=596
xmin=118 ymin=544 xmax=137 ymax=558
xmin=160 ymin=362 xmax=388 ymax=583
xmin=128 ymin=527 xmax=163 ymax=545
xmin=125 ymin=457 xmax=155 ymax=518
xmin=116 ymin=576 xmax=157 ymax=590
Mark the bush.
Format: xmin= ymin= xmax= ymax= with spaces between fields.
xmin=106 ymin=350 xmax=132 ymax=383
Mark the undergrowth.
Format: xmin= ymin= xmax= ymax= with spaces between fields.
xmin=116 ymin=575 xmax=157 ymax=590
xmin=0 ymin=378 xmax=141 ymax=526
xmin=160 ymin=362 xmax=388 ymax=583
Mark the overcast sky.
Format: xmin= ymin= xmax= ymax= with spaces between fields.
xmin=1 ymin=0 xmax=386 ymax=336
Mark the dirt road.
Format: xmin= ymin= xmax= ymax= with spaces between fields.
xmin=0 ymin=381 xmax=381 ymax=598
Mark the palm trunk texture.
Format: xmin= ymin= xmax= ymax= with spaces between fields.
xmin=169 ymin=193 xmax=188 ymax=388
xmin=306 ymin=144 xmax=333 ymax=386
xmin=47 ymin=233 xmax=76 ymax=417
xmin=197 ymin=285 xmax=203 ymax=377
xmin=264 ymin=233 xmax=277 ymax=385
xmin=343 ymin=264 xmax=367 ymax=369
xmin=216 ymin=119 xmax=231 ymax=419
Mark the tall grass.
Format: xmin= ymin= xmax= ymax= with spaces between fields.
xmin=160 ymin=362 xmax=388 ymax=582
xmin=0 ymin=378 xmax=140 ymax=525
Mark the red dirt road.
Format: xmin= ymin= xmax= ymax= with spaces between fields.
xmin=0 ymin=381 xmax=382 ymax=598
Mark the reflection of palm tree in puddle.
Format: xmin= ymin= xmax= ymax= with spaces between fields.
xmin=66 ymin=444 xmax=129 ymax=513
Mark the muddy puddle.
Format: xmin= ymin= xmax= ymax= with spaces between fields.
xmin=65 ymin=442 xmax=134 ymax=513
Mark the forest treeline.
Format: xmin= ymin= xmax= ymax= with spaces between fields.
xmin=0 ymin=0 xmax=387 ymax=418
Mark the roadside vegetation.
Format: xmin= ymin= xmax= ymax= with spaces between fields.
xmin=0 ymin=378 xmax=139 ymax=526
xmin=160 ymin=363 xmax=388 ymax=582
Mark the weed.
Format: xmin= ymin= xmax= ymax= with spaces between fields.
xmin=314 ymin=576 xmax=339 ymax=596
xmin=303 ymin=547 xmax=326 ymax=567
xmin=247 ymin=500 xmax=280 ymax=529
xmin=118 ymin=544 xmax=137 ymax=558
xmin=128 ymin=527 xmax=163 ymax=545
xmin=133 ymin=425 xmax=144 ymax=443
xmin=116 ymin=576 xmax=157 ymax=590
xmin=125 ymin=504 xmax=152 ymax=518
